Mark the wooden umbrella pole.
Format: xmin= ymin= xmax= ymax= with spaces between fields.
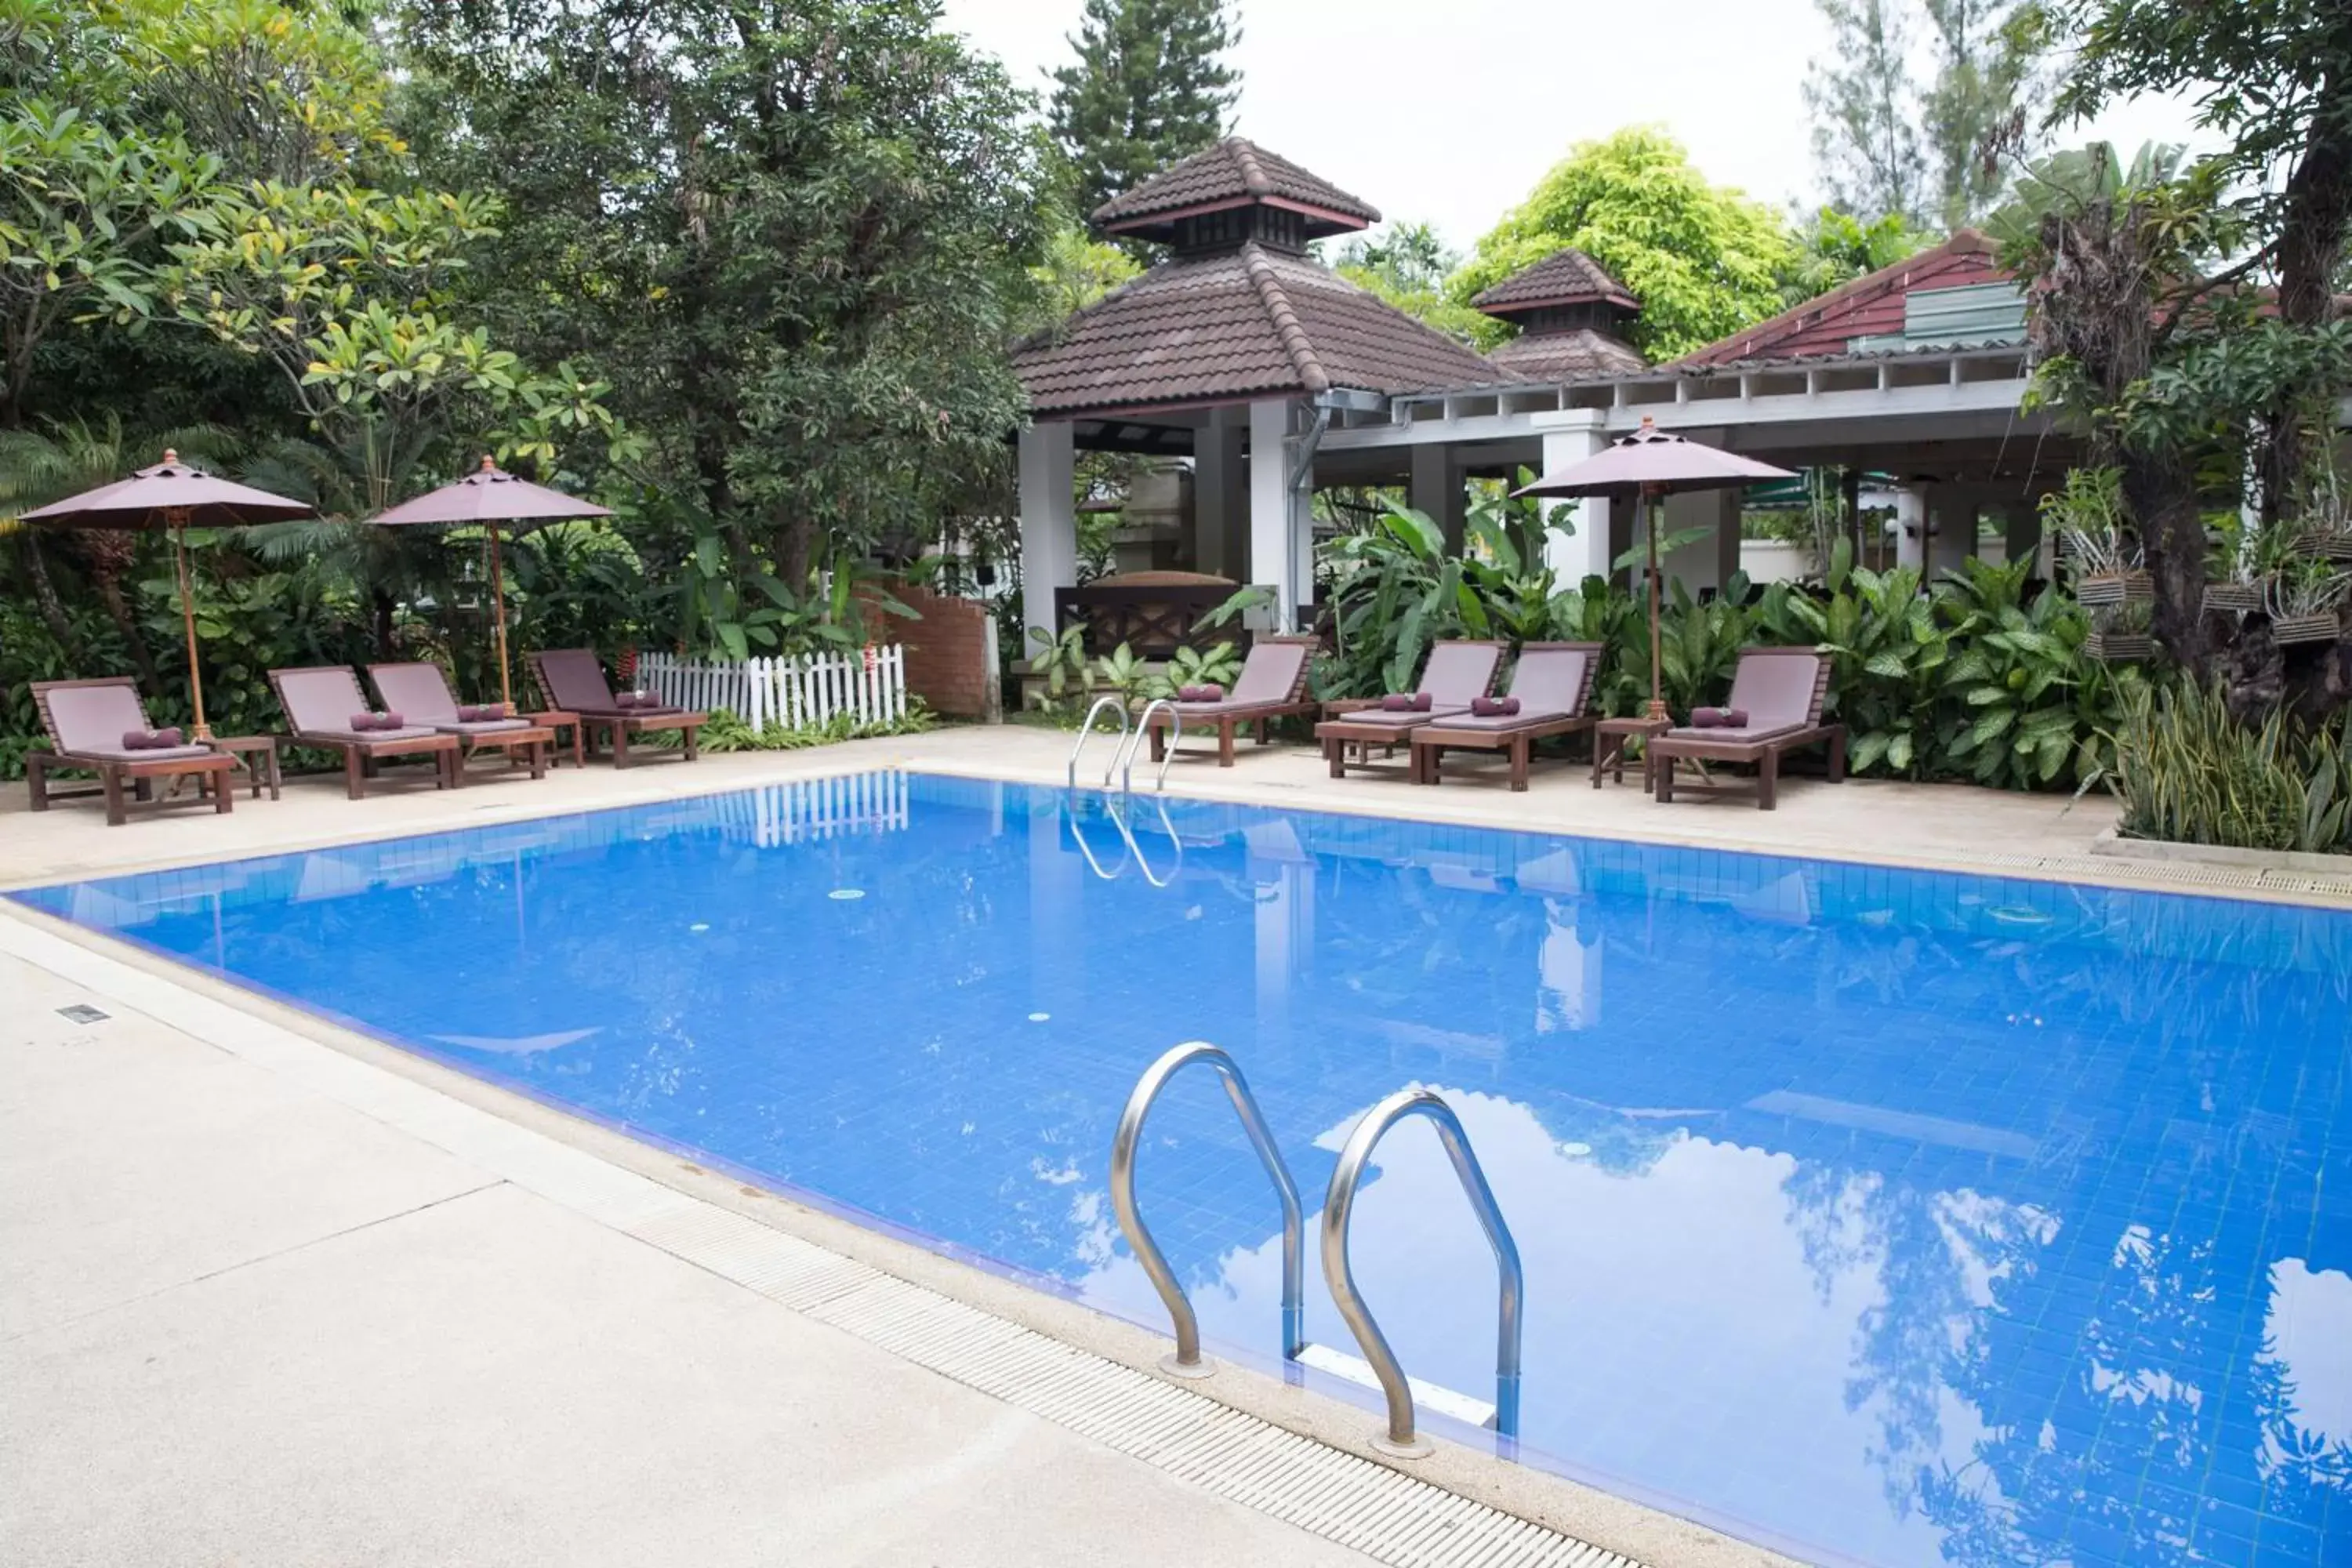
xmin=1644 ymin=486 xmax=1666 ymax=721
xmin=171 ymin=510 xmax=212 ymax=739
xmin=487 ymin=521 xmax=514 ymax=715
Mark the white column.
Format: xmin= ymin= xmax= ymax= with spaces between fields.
xmin=1661 ymin=488 xmax=1720 ymax=597
xmin=1193 ymin=408 xmax=1247 ymax=579
xmin=1539 ymin=427 xmax=1612 ymax=583
xmin=1017 ymin=420 xmax=1076 ymax=655
xmin=1249 ymin=397 xmax=1298 ymax=630
xmin=1894 ymin=484 xmax=1929 ymax=571
xmin=1714 ymin=487 xmax=1743 ymax=589
xmin=1410 ymin=442 xmax=1465 ymax=555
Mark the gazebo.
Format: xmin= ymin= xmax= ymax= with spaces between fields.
xmin=1472 ymin=249 xmax=1648 ymax=384
xmin=1011 ymin=138 xmax=1497 ymax=641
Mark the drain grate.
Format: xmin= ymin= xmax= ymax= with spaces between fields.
xmin=621 ymin=1203 xmax=1642 ymax=1568
xmin=56 ymin=1004 xmax=110 ymax=1024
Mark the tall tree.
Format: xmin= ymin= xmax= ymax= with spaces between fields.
xmin=1922 ymin=0 xmax=2046 ymax=227
xmin=401 ymin=0 xmax=1051 ymax=633
xmin=2009 ymin=0 xmax=2352 ymax=715
xmin=1806 ymin=0 xmax=1928 ymax=226
xmin=1448 ymin=129 xmax=1796 ymax=362
xmin=1807 ymin=0 xmax=2046 ymax=229
xmin=1046 ymin=0 xmax=1239 ymax=220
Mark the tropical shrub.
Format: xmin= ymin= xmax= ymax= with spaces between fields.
xmin=2108 ymin=681 xmax=2349 ymax=855
xmin=698 ymin=702 xmax=936 ymax=753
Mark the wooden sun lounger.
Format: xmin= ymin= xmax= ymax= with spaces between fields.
xmin=1142 ymin=634 xmax=1319 ymax=767
xmin=525 ymin=648 xmax=706 ymax=768
xmin=1409 ymin=642 xmax=1602 ymax=791
xmin=365 ymin=662 xmax=553 ymax=780
xmin=25 ymin=677 xmax=237 ymax=826
xmin=269 ymin=665 xmax=461 ymax=800
xmin=1314 ymin=640 xmax=1504 ymax=779
xmin=1649 ymin=647 xmax=1847 ymax=811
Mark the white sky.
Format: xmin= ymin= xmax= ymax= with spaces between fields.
xmin=938 ymin=0 xmax=2212 ymax=255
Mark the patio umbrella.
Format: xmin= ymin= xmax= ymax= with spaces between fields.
xmin=19 ymin=449 xmax=315 ymax=739
xmin=1515 ymin=417 xmax=1795 ymax=720
xmin=369 ymin=457 xmax=613 ymax=715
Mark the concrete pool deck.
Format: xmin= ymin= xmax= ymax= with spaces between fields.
xmin=12 ymin=717 xmax=2350 ymax=905
xmin=5 ymin=724 xmax=2347 ymax=1566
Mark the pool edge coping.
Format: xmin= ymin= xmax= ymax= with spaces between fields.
xmin=6 ymin=742 xmax=2352 ymax=911
xmin=0 ymin=895 xmax=1821 ymax=1568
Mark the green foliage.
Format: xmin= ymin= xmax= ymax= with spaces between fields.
xmin=1938 ymin=555 xmax=2135 ymax=787
xmin=1045 ymin=0 xmax=1240 ymax=221
xmin=1450 ymin=128 xmax=1796 ymax=361
xmin=1024 ymin=624 xmax=1095 ymax=714
xmin=400 ymin=0 xmax=1052 ymax=588
xmin=1782 ymin=208 xmax=1929 ymax=306
xmin=699 ymin=700 xmax=937 ymax=753
xmin=1333 ymin=222 xmax=1490 ymax=344
xmin=2109 ymin=679 xmax=2351 ymax=855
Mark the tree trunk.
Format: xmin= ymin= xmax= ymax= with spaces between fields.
xmin=372 ymin=586 xmax=397 ymax=657
xmin=16 ymin=532 xmax=80 ymax=657
xmin=94 ymin=573 xmax=162 ymax=693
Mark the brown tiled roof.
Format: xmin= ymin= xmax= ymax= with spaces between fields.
xmin=1471 ymin=249 xmax=1639 ymax=315
xmin=1489 ymin=328 xmax=1648 ymax=383
xmin=1014 ymin=242 xmax=1497 ymax=417
xmin=1092 ymin=138 xmax=1378 ymax=235
xmin=1670 ymin=229 xmax=2005 ymax=368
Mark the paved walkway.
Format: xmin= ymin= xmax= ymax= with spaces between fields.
xmin=1 ymin=720 xmax=2126 ymax=892
xmin=0 ymin=947 xmax=1383 ymax=1566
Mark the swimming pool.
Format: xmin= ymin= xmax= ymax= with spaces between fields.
xmin=16 ymin=771 xmax=2349 ymax=1567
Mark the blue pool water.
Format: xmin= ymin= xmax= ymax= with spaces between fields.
xmin=16 ymin=771 xmax=2350 ymax=1567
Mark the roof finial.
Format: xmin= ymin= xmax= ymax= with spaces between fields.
xmin=479 ymin=454 xmax=496 ymax=472
xmin=163 ymin=448 xmax=179 ymax=465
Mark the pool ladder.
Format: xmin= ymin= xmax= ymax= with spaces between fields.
xmin=1109 ymin=1042 xmax=1523 ymax=1458
xmin=1065 ymin=698 xmax=1179 ymax=796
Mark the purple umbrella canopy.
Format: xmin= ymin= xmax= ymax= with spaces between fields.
xmin=19 ymin=449 xmax=315 ymax=528
xmin=369 ymin=458 xmax=613 ymax=713
xmin=372 ymin=456 xmax=614 ymax=526
xmin=1512 ymin=416 xmax=1795 ymax=498
xmin=19 ymin=451 xmax=317 ymax=737
xmin=1515 ymin=419 xmax=1798 ymax=722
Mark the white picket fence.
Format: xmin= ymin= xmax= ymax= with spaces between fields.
xmin=634 ymin=647 xmax=908 ymax=732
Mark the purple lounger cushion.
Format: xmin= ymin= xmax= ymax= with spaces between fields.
xmin=1168 ymin=641 xmax=1311 ymax=713
xmin=42 ymin=681 xmax=219 ymax=761
xmin=1667 ymin=652 xmax=1822 ymax=744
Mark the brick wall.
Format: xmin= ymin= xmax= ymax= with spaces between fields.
xmin=858 ymin=580 xmax=1000 ymax=720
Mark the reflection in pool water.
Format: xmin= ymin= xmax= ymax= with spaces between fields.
xmin=16 ymin=771 xmax=2350 ymax=1568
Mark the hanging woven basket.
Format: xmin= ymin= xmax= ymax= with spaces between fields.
xmin=2271 ymin=612 xmax=2343 ymax=646
xmin=2085 ymin=632 xmax=2154 ymax=662
xmin=2202 ymin=581 xmax=2264 ymax=615
xmin=2075 ymin=569 xmax=2153 ymax=607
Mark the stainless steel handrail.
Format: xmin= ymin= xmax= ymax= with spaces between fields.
xmin=1065 ymin=792 xmax=1130 ymax=881
xmin=1110 ymin=1042 xmax=1305 ymax=1377
xmin=1119 ymin=699 xmax=1179 ymax=793
xmin=1320 ymin=1088 xmax=1523 ymax=1457
xmin=1067 ymin=696 xmax=1131 ymax=790
xmin=1107 ymin=794 xmax=1182 ymax=888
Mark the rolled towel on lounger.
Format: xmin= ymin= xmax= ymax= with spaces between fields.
xmin=348 ymin=711 xmax=401 ymax=731
xmin=1469 ymin=696 xmax=1520 ymax=717
xmin=1177 ymin=684 xmax=1222 ymax=702
xmin=1690 ymin=706 xmax=1749 ymax=728
xmin=1380 ymin=692 xmax=1434 ymax=712
xmin=121 ymin=728 xmax=183 ymax=750
xmin=457 ymin=703 xmax=496 ymax=722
